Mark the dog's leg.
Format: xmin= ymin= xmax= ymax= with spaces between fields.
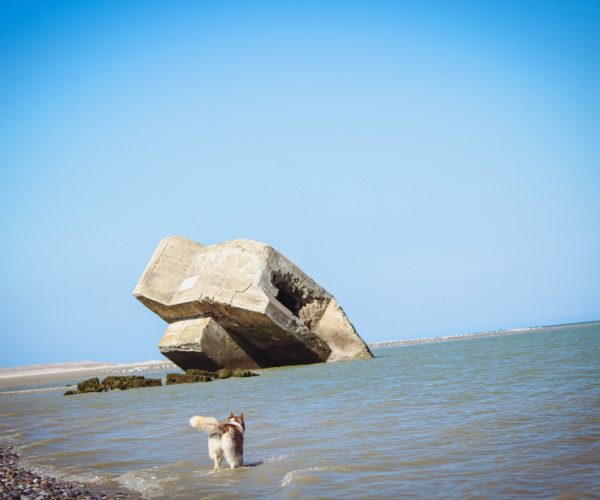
xmin=208 ymin=434 xmax=224 ymax=471
xmin=222 ymin=433 xmax=243 ymax=469
xmin=213 ymin=451 xmax=224 ymax=471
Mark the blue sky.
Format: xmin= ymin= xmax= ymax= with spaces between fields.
xmin=0 ymin=1 xmax=598 ymax=366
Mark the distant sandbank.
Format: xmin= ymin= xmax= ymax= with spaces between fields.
xmin=370 ymin=319 xmax=599 ymax=350
xmin=0 ymin=360 xmax=176 ymax=390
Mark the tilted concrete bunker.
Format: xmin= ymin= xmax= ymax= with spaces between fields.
xmin=133 ymin=237 xmax=373 ymax=371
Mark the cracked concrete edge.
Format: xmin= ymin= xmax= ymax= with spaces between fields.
xmin=133 ymin=235 xmax=204 ymax=306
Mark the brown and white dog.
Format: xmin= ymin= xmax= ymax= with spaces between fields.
xmin=189 ymin=413 xmax=245 ymax=470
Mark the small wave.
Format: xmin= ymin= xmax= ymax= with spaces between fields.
xmin=0 ymin=431 xmax=25 ymax=445
xmin=280 ymin=466 xmax=324 ymax=488
xmin=117 ymin=469 xmax=165 ymax=498
xmin=239 ymin=452 xmax=289 ymax=468
xmin=18 ymin=457 xmax=106 ymax=485
xmin=19 ymin=437 xmax=63 ymax=450
xmin=0 ymin=386 xmax=68 ymax=397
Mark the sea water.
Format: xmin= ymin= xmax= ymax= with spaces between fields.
xmin=1 ymin=322 xmax=599 ymax=498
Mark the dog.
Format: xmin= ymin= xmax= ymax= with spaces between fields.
xmin=189 ymin=413 xmax=245 ymax=470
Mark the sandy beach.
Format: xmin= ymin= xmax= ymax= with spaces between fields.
xmin=0 ymin=360 xmax=177 ymax=390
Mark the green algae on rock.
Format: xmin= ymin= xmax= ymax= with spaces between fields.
xmin=65 ymin=375 xmax=161 ymax=395
xmin=214 ymin=368 xmax=259 ymax=379
xmin=77 ymin=377 xmax=103 ymax=393
xmin=184 ymin=369 xmax=214 ymax=377
xmin=166 ymin=368 xmax=259 ymax=384
xmin=65 ymin=369 xmax=259 ymax=394
xmin=103 ymin=376 xmax=161 ymax=390
xmin=165 ymin=373 xmax=212 ymax=385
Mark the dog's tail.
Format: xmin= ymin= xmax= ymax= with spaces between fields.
xmin=189 ymin=416 xmax=221 ymax=434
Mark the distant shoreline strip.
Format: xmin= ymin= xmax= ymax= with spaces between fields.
xmin=368 ymin=319 xmax=599 ymax=350
xmin=0 ymin=361 xmax=176 ymax=381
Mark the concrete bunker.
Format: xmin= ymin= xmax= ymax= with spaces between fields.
xmin=133 ymin=236 xmax=373 ymax=371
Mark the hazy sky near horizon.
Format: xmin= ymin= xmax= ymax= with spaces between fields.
xmin=1 ymin=1 xmax=599 ymax=366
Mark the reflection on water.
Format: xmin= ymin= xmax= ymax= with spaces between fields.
xmin=1 ymin=322 xmax=599 ymax=498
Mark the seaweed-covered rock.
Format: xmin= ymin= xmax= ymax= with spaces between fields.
xmin=102 ymin=376 xmax=161 ymax=390
xmin=65 ymin=369 xmax=257 ymax=396
xmin=167 ymin=368 xmax=257 ymax=384
xmin=232 ymin=369 xmax=259 ymax=378
xmin=165 ymin=373 xmax=212 ymax=385
xmin=214 ymin=368 xmax=259 ymax=379
xmin=77 ymin=377 xmax=103 ymax=393
xmin=214 ymin=369 xmax=233 ymax=379
xmin=185 ymin=369 xmax=215 ymax=377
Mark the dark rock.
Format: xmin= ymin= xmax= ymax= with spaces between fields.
xmin=68 ymin=368 xmax=256 ymax=395
xmin=214 ymin=369 xmax=233 ymax=379
xmin=77 ymin=378 xmax=102 ymax=393
xmin=102 ymin=376 xmax=161 ymax=391
xmin=165 ymin=373 xmax=211 ymax=385
xmin=232 ymin=369 xmax=259 ymax=377
xmin=214 ymin=368 xmax=257 ymax=378
xmin=184 ymin=369 xmax=214 ymax=377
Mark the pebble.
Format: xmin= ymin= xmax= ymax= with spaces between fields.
xmin=0 ymin=444 xmax=133 ymax=499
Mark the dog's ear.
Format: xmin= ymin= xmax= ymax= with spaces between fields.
xmin=240 ymin=413 xmax=244 ymax=422
xmin=229 ymin=412 xmax=234 ymax=418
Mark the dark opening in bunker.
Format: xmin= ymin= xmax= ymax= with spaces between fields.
xmin=275 ymin=288 xmax=300 ymax=317
xmin=272 ymin=271 xmax=306 ymax=318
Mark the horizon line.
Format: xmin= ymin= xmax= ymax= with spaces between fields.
xmin=370 ymin=318 xmax=600 ymax=349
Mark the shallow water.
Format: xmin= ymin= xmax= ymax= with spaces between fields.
xmin=1 ymin=322 xmax=599 ymax=498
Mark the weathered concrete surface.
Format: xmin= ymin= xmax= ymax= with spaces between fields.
xmin=133 ymin=236 xmax=373 ymax=371
xmin=159 ymin=318 xmax=260 ymax=371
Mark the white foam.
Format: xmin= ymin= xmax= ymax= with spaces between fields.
xmin=280 ymin=466 xmax=324 ymax=488
xmin=263 ymin=454 xmax=288 ymax=463
xmin=117 ymin=470 xmax=165 ymax=498
xmin=18 ymin=457 xmax=105 ymax=485
xmin=0 ymin=386 xmax=67 ymax=397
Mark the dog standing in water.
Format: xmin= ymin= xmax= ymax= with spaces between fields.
xmin=189 ymin=413 xmax=245 ymax=470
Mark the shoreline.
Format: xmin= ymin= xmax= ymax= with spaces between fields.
xmin=0 ymin=443 xmax=133 ymax=499
xmin=0 ymin=360 xmax=177 ymax=390
xmin=370 ymin=319 xmax=600 ymax=350
xmin=369 ymin=327 xmax=540 ymax=349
